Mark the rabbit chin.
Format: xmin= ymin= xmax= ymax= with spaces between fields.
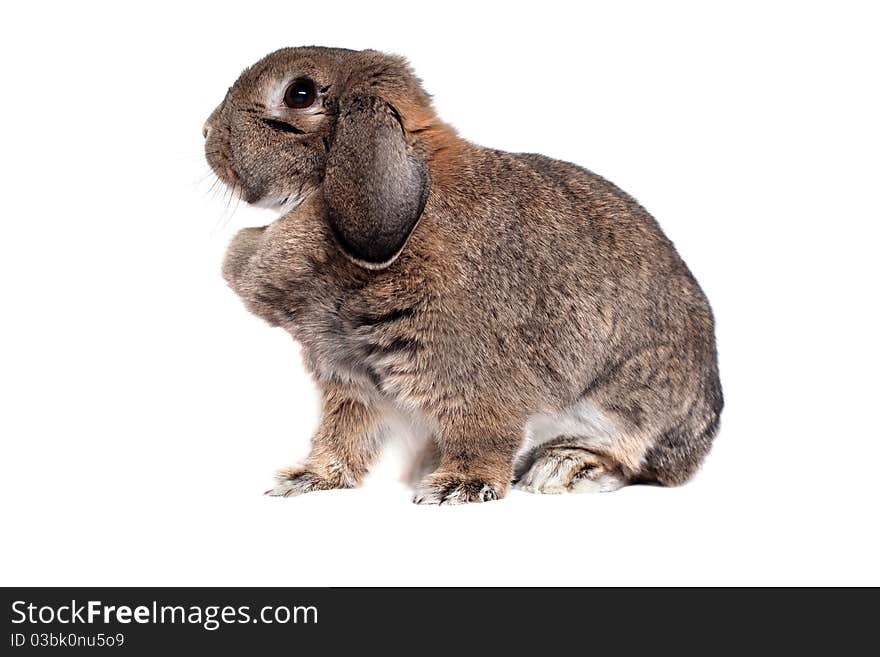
xmin=251 ymin=189 xmax=311 ymax=216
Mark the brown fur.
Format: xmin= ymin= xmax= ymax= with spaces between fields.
xmin=205 ymin=47 xmax=723 ymax=504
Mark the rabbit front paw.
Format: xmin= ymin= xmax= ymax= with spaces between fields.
xmin=222 ymin=226 xmax=268 ymax=287
xmin=264 ymin=465 xmax=342 ymax=498
xmin=412 ymin=472 xmax=505 ymax=505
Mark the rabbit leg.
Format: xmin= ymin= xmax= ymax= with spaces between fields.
xmin=513 ymin=438 xmax=628 ymax=494
xmin=266 ymin=384 xmax=384 ymax=497
xmin=515 ymin=343 xmax=723 ymax=492
xmin=412 ymin=424 xmax=523 ymax=505
xmin=221 ymin=225 xmax=267 ymax=290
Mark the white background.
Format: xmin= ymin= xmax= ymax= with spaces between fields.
xmin=1 ymin=1 xmax=878 ymax=586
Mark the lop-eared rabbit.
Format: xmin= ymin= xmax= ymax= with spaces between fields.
xmin=204 ymin=47 xmax=723 ymax=504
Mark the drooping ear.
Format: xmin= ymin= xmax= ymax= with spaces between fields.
xmin=323 ymin=95 xmax=429 ymax=268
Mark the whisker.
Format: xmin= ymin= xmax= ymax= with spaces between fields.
xmin=212 ymin=186 xmax=229 ymax=234
xmin=205 ymin=174 xmax=222 ymax=199
xmin=192 ymin=169 xmax=216 ymax=187
xmin=213 ymin=181 xmax=244 ymax=234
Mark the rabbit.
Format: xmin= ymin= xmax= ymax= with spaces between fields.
xmin=204 ymin=46 xmax=723 ymax=504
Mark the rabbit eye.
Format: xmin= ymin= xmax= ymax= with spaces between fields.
xmin=283 ymin=78 xmax=317 ymax=109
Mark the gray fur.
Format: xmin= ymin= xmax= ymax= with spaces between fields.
xmin=204 ymin=47 xmax=723 ymax=503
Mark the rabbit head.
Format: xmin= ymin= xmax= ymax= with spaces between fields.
xmin=204 ymin=46 xmax=438 ymax=268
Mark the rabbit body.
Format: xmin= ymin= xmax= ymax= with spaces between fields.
xmin=209 ymin=47 xmax=722 ymax=504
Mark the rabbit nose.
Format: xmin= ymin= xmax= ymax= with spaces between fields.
xmin=202 ymin=122 xmax=212 ymax=139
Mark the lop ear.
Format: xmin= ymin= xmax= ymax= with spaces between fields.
xmin=323 ymin=95 xmax=429 ymax=268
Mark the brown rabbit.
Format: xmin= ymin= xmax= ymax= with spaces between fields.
xmin=204 ymin=46 xmax=723 ymax=504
